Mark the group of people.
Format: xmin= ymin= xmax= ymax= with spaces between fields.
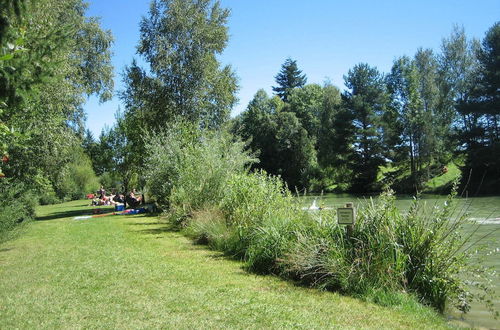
xmin=90 ymin=186 xmax=143 ymax=208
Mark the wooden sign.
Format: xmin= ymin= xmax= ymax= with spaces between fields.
xmin=337 ymin=203 xmax=355 ymax=225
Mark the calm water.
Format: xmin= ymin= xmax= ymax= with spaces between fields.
xmin=300 ymin=194 xmax=500 ymax=329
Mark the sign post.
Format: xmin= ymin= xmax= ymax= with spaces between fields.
xmin=337 ymin=202 xmax=355 ymax=238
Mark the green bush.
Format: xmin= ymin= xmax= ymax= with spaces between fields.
xmin=32 ymin=173 xmax=60 ymax=205
xmin=279 ymin=190 xmax=492 ymax=313
xmin=143 ymin=122 xmax=256 ymax=214
xmin=58 ymin=152 xmax=100 ymax=200
xmin=0 ymin=179 xmax=37 ymax=243
xmin=220 ymin=172 xmax=301 ymax=272
xmin=38 ymin=189 xmax=60 ymax=205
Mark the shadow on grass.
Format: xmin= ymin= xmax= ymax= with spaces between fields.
xmin=134 ymin=224 xmax=177 ymax=235
xmin=36 ymin=208 xmax=115 ymax=221
xmin=128 ymin=221 xmax=164 ymax=226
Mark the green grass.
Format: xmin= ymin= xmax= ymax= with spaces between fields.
xmin=377 ymin=160 xmax=462 ymax=194
xmin=423 ymin=162 xmax=461 ymax=193
xmin=0 ymin=200 xmax=454 ymax=329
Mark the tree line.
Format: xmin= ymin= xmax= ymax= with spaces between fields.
xmin=232 ymin=24 xmax=499 ymax=194
xmin=1 ymin=0 xmax=112 ymax=237
xmin=86 ymin=2 xmax=499 ymax=196
xmin=1 ymin=0 xmax=498 ymax=214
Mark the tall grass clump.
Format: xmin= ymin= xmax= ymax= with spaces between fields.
xmin=143 ymin=123 xmax=495 ymax=317
xmin=218 ymin=171 xmax=304 ymax=271
xmin=280 ymin=189 xmax=495 ymax=314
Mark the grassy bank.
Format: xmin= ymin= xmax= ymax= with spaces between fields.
xmin=0 ymin=200 xmax=453 ymax=329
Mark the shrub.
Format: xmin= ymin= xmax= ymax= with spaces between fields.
xmin=39 ymin=189 xmax=60 ymax=205
xmin=32 ymin=173 xmax=60 ymax=205
xmin=143 ymin=122 xmax=256 ymax=213
xmin=0 ymin=179 xmax=36 ymax=243
xmin=220 ymin=172 xmax=302 ymax=272
xmin=281 ymin=189 xmax=494 ymax=313
xmin=58 ymin=151 xmax=100 ymax=200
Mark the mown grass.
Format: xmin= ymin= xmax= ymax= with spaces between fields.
xmin=0 ymin=200 xmax=454 ymax=329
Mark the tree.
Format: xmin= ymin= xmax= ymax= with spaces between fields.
xmin=386 ymin=56 xmax=422 ymax=188
xmin=343 ymin=63 xmax=388 ymax=192
xmin=458 ymin=22 xmax=500 ymax=194
xmin=273 ymin=111 xmax=317 ymax=189
xmin=439 ymin=26 xmax=481 ymax=140
xmin=316 ymin=83 xmax=354 ymax=189
xmin=287 ymin=83 xmax=323 ymax=138
xmin=235 ymin=90 xmax=280 ymax=174
xmin=272 ymin=57 xmax=307 ymax=102
xmin=119 ymin=0 xmax=238 ymax=181
xmin=122 ymin=0 xmax=238 ymax=132
xmin=234 ymin=89 xmax=317 ymax=190
xmin=0 ymin=0 xmax=113 ymax=199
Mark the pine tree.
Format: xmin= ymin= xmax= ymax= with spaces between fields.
xmin=272 ymin=58 xmax=307 ymax=102
xmin=458 ymin=22 xmax=500 ymax=194
xmin=343 ymin=63 xmax=388 ymax=192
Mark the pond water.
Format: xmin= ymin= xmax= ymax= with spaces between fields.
xmin=299 ymin=194 xmax=500 ymax=329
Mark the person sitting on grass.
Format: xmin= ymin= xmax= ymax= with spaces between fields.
xmin=126 ymin=189 xmax=143 ymax=208
xmin=98 ymin=186 xmax=106 ymax=199
xmin=113 ymin=193 xmax=125 ymax=204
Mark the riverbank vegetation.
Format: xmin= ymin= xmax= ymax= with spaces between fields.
xmin=144 ymin=122 xmax=497 ymax=316
xmin=232 ymin=23 xmax=500 ymax=195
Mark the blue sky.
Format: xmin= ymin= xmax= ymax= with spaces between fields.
xmin=84 ymin=0 xmax=500 ymax=136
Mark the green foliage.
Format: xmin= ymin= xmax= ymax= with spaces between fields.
xmin=458 ymin=22 xmax=500 ymax=194
xmin=237 ymin=24 xmax=500 ymax=195
xmin=287 ymin=83 xmax=323 ymax=137
xmin=122 ymin=0 xmax=238 ymax=131
xmin=343 ymin=63 xmax=388 ymax=192
xmin=272 ymin=57 xmax=307 ymax=102
xmin=148 ymin=121 xmax=493 ymax=315
xmin=117 ymin=0 xmax=238 ymax=189
xmin=199 ymin=184 xmax=492 ymax=313
xmin=143 ymin=121 xmax=256 ymax=213
xmin=58 ymin=150 xmax=100 ymax=200
xmin=98 ymin=172 xmax=121 ymax=192
xmin=219 ymin=171 xmax=301 ymax=269
xmin=234 ymin=89 xmax=320 ymax=190
xmin=0 ymin=0 xmax=114 ymax=205
xmin=0 ymin=178 xmax=36 ymax=243
xmin=0 ymin=199 xmax=451 ymax=329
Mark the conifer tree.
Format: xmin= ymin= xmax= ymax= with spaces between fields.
xmin=272 ymin=57 xmax=307 ymax=102
xmin=343 ymin=63 xmax=388 ymax=192
xmin=458 ymin=22 xmax=500 ymax=194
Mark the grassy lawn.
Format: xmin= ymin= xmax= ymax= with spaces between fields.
xmin=0 ymin=200 xmax=453 ymax=329
xmin=423 ymin=162 xmax=461 ymax=193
